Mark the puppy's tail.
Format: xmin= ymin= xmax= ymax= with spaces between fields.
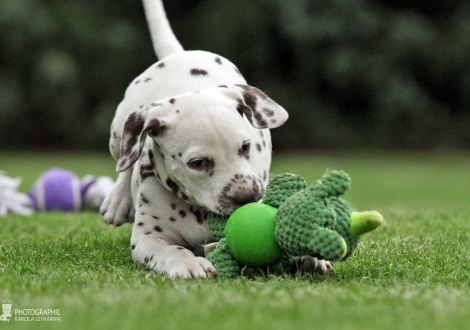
xmin=142 ymin=0 xmax=184 ymax=60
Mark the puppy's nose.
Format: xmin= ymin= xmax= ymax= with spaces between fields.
xmin=232 ymin=188 xmax=256 ymax=205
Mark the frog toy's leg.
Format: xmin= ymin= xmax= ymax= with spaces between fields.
xmin=206 ymin=239 xmax=241 ymax=278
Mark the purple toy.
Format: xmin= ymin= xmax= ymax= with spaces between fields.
xmin=28 ymin=168 xmax=114 ymax=212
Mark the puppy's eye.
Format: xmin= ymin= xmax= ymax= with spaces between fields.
xmin=241 ymin=141 xmax=250 ymax=152
xmin=238 ymin=141 xmax=251 ymax=157
xmin=187 ymin=158 xmax=213 ymax=171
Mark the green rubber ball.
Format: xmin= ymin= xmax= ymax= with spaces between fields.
xmin=224 ymin=202 xmax=283 ymax=268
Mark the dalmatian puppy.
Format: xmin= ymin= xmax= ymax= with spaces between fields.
xmin=101 ymin=0 xmax=331 ymax=278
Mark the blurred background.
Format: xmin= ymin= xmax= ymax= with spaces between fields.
xmin=1 ymin=0 xmax=470 ymax=153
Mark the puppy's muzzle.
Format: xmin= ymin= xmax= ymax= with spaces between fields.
xmin=216 ymin=176 xmax=264 ymax=214
xmin=231 ymin=187 xmax=257 ymax=206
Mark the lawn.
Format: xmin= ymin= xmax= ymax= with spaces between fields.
xmin=0 ymin=151 xmax=469 ymax=330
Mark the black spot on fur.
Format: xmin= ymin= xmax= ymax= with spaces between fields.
xmin=123 ymin=152 xmax=137 ymax=167
xmin=236 ymin=99 xmax=255 ymax=125
xmin=263 ymin=170 xmax=268 ymax=182
xmin=169 ymin=217 xmax=176 ymax=222
xmin=145 ymin=78 xmax=152 ymax=82
xmin=137 ymin=222 xmax=144 ymax=226
xmin=242 ymin=92 xmax=257 ymax=111
xmin=151 ymin=102 xmax=162 ymax=107
xmin=145 ymin=118 xmax=162 ymax=137
xmin=215 ymin=57 xmax=222 ymax=65
xmin=140 ymin=164 xmax=154 ymax=182
xmin=236 ymin=84 xmax=268 ymax=100
xmin=151 ymin=215 xmax=160 ymax=220
xmin=171 ymin=201 xmax=178 ymax=210
xmin=134 ymin=80 xmax=140 ymax=85
xmin=169 ymin=98 xmax=175 ymax=104
xmin=256 ymin=143 xmax=262 ymax=152
xmin=190 ymin=69 xmax=208 ymax=76
xmin=148 ymin=149 xmax=156 ymax=170
xmin=191 ymin=208 xmax=205 ymax=225
xmin=141 ymin=192 xmax=150 ymax=204
xmin=154 ymin=225 xmax=163 ymax=232
xmin=218 ymin=85 xmax=228 ymax=88
xmin=178 ymin=152 xmax=182 ymax=157
xmin=157 ymin=62 xmax=165 ymax=68
xmin=179 ymin=210 xmax=186 ymax=218
xmin=166 ymin=177 xmax=179 ymax=195
xmin=131 ymin=244 xmax=136 ymax=250
xmin=253 ymin=111 xmax=268 ymax=128
xmin=262 ymin=108 xmax=275 ymax=117
xmin=145 ymin=231 xmax=151 ymax=235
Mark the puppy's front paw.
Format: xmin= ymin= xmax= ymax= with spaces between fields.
xmin=101 ymin=193 xmax=134 ymax=226
xmin=293 ymin=256 xmax=332 ymax=275
xmin=169 ymin=257 xmax=217 ymax=279
xmin=100 ymin=171 xmax=134 ymax=226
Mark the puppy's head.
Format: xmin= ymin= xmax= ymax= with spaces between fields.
xmin=117 ymin=84 xmax=288 ymax=215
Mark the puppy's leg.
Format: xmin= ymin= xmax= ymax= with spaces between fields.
xmin=131 ymin=229 xmax=217 ymax=279
xmin=100 ymin=168 xmax=135 ymax=226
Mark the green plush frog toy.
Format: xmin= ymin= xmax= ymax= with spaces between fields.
xmin=205 ymin=170 xmax=383 ymax=277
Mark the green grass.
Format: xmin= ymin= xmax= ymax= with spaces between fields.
xmin=0 ymin=151 xmax=469 ymax=329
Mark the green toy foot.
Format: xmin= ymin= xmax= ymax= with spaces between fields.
xmin=306 ymin=228 xmax=348 ymax=261
xmin=206 ymin=238 xmax=241 ymax=278
xmin=350 ymin=211 xmax=383 ymax=237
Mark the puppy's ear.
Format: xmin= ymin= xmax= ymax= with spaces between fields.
xmin=117 ymin=106 xmax=164 ymax=172
xmin=224 ymin=84 xmax=289 ymax=129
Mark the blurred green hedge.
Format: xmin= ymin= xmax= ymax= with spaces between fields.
xmin=1 ymin=0 xmax=470 ymax=151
